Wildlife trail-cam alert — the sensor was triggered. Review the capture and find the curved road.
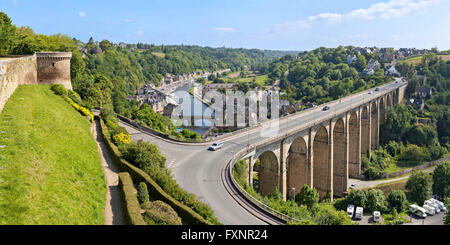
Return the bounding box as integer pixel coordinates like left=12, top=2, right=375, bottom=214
left=120, top=78, right=406, bottom=225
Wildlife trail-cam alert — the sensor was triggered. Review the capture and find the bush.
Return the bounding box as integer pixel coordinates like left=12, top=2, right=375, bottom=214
left=387, top=190, right=408, bottom=213
left=50, top=84, right=67, bottom=96
left=68, top=90, right=82, bottom=105
left=296, top=185, right=319, bottom=209
left=366, top=189, right=387, bottom=212
left=347, top=189, right=368, bottom=208
left=137, top=182, right=150, bottom=204
left=143, top=201, right=182, bottom=225
left=120, top=140, right=166, bottom=169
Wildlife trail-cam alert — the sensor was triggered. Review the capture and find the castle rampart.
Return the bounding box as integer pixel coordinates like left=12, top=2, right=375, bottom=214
left=0, top=52, right=72, bottom=112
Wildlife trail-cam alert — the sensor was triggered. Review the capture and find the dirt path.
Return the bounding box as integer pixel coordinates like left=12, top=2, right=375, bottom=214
left=93, top=119, right=126, bottom=225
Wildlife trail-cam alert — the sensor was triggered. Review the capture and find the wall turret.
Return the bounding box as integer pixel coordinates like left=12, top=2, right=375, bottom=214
left=36, top=52, right=72, bottom=90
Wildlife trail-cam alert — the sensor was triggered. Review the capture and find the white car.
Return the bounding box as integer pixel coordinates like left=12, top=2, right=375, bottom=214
left=349, top=184, right=356, bottom=189
left=208, top=142, right=223, bottom=151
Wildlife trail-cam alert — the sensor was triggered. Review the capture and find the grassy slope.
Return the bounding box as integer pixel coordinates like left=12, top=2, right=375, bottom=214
left=0, top=85, right=106, bottom=225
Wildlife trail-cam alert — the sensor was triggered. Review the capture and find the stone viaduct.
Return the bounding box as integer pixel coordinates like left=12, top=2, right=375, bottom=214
left=242, top=85, right=406, bottom=201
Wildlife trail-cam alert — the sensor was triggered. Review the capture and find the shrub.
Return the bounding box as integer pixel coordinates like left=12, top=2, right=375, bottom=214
left=68, top=90, right=82, bottom=105
left=120, top=140, right=166, bottom=169
left=113, top=132, right=131, bottom=145
left=137, top=182, right=150, bottom=204
left=387, top=190, right=408, bottom=213
left=50, top=84, right=67, bottom=96
left=143, top=201, right=182, bottom=225
left=347, top=189, right=368, bottom=208
left=295, top=185, right=319, bottom=209
left=366, top=189, right=387, bottom=212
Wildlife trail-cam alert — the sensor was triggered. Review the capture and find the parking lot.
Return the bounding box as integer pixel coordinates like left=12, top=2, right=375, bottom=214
left=403, top=212, right=446, bottom=225
left=355, top=212, right=446, bottom=225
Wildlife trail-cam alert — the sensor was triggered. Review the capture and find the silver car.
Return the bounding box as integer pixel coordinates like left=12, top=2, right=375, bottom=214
left=208, top=142, right=223, bottom=151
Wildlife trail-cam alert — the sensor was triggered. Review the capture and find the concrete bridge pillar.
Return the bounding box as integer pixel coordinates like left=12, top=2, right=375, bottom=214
left=348, top=110, right=361, bottom=177
left=361, top=105, right=371, bottom=158
left=247, top=156, right=255, bottom=187
left=279, top=140, right=288, bottom=201
left=370, top=101, right=379, bottom=150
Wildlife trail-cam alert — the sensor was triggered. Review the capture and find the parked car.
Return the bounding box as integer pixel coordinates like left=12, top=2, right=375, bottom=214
left=347, top=204, right=355, bottom=218
left=349, top=184, right=356, bottom=189
left=208, top=142, right=223, bottom=151
left=323, top=106, right=330, bottom=111
left=375, top=88, right=380, bottom=92
left=355, top=207, right=363, bottom=220
left=368, top=91, right=373, bottom=94
left=410, top=204, right=427, bottom=218
left=373, top=211, right=381, bottom=222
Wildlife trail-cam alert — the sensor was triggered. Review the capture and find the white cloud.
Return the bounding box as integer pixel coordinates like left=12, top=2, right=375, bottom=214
left=78, top=11, right=87, bottom=18
left=275, top=0, right=440, bottom=31
left=214, top=27, right=236, bottom=32
left=124, top=18, right=132, bottom=23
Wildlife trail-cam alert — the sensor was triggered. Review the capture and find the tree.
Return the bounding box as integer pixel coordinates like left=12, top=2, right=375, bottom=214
left=387, top=190, right=408, bottom=212
left=406, top=170, right=432, bottom=205
left=432, top=162, right=450, bottom=199
left=314, top=204, right=354, bottom=225
left=295, top=185, right=319, bottom=208
left=0, top=12, right=16, bottom=55
left=382, top=104, right=416, bottom=143
left=366, top=189, right=387, bottom=212
left=347, top=189, right=368, bottom=208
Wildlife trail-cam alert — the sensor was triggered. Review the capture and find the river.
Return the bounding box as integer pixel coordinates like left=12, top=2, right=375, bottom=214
left=172, top=83, right=214, bottom=135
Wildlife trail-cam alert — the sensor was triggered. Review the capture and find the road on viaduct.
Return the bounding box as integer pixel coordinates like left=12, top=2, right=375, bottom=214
left=119, top=78, right=406, bottom=225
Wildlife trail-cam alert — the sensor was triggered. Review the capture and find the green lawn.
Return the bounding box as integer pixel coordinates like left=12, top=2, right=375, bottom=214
left=221, top=74, right=270, bottom=88
left=403, top=54, right=450, bottom=65
left=0, top=85, right=106, bottom=225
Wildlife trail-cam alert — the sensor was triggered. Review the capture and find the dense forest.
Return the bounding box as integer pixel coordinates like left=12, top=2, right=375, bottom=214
left=0, top=12, right=293, bottom=115
left=361, top=53, right=450, bottom=179
left=258, top=46, right=393, bottom=105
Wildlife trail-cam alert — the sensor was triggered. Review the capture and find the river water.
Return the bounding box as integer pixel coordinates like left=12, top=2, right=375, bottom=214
left=172, top=83, right=214, bottom=135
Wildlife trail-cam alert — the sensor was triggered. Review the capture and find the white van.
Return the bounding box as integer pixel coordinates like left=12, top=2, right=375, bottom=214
left=373, top=211, right=381, bottom=223
left=355, top=207, right=363, bottom=220
left=410, top=204, right=427, bottom=218
left=425, top=200, right=440, bottom=214
left=347, top=204, right=355, bottom=218
left=430, top=199, right=447, bottom=213
left=422, top=205, right=435, bottom=216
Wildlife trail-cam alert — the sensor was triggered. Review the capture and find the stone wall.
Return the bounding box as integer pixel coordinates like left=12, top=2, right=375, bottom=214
left=0, top=52, right=73, bottom=112
left=36, top=52, right=72, bottom=90
left=0, top=55, right=38, bottom=111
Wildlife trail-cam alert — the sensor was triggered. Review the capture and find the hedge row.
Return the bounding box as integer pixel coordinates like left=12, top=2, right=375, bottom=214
left=118, top=172, right=146, bottom=225
left=97, top=116, right=212, bottom=225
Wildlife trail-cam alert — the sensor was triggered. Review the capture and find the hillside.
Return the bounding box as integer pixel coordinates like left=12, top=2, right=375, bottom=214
left=0, top=85, right=106, bottom=225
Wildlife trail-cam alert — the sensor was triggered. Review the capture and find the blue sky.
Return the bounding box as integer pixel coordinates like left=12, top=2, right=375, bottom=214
left=1, top=0, right=450, bottom=51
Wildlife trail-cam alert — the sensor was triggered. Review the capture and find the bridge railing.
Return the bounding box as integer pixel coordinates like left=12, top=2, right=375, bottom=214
left=225, top=81, right=408, bottom=224
left=227, top=147, right=302, bottom=224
